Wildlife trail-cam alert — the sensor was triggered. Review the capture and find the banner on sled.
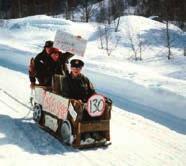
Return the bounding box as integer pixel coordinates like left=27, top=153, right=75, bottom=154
left=43, top=92, right=69, bottom=120
left=34, top=87, right=69, bottom=120
left=54, top=30, right=87, bottom=56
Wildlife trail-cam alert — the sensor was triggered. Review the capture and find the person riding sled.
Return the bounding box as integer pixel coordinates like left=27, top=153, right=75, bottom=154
left=28, top=41, right=73, bottom=88
left=62, top=59, right=95, bottom=103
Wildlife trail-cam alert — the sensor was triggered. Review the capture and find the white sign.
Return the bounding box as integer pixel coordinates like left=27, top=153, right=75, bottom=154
left=54, top=30, right=87, bottom=56
left=87, top=94, right=106, bottom=117
left=42, top=92, right=69, bottom=120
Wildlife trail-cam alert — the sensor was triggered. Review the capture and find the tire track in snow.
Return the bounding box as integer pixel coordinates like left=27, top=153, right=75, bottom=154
left=0, top=88, right=31, bottom=110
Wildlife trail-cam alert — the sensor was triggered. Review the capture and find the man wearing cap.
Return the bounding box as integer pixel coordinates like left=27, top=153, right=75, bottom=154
left=62, top=59, right=95, bottom=102
left=29, top=40, right=54, bottom=87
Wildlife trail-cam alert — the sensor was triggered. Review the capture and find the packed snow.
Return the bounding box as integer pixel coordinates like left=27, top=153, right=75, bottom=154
left=0, top=15, right=186, bottom=165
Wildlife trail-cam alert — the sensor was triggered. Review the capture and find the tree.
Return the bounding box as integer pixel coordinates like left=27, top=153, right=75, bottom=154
left=0, top=0, right=11, bottom=18
left=78, top=0, right=97, bottom=22
left=97, top=23, right=120, bottom=56
left=126, top=24, right=138, bottom=60
left=97, top=25, right=104, bottom=49
left=161, top=0, right=173, bottom=59
left=64, top=0, right=71, bottom=19
left=96, top=1, right=106, bottom=23
left=111, top=0, right=125, bottom=32
left=136, top=0, right=185, bottom=30
left=96, top=0, right=125, bottom=27
left=125, top=20, right=147, bottom=61
left=165, top=20, right=172, bottom=59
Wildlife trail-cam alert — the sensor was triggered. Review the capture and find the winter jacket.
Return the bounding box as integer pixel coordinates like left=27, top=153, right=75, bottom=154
left=29, top=50, right=73, bottom=86
left=62, top=73, right=95, bottom=102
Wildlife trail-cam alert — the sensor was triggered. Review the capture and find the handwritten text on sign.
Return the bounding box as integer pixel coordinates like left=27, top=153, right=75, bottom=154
left=34, top=87, right=69, bottom=120
left=43, top=92, right=69, bottom=120
left=54, top=30, right=87, bottom=56
left=87, top=94, right=106, bottom=117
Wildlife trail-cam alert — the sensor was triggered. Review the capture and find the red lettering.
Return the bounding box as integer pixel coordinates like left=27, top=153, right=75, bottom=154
left=42, top=93, right=68, bottom=120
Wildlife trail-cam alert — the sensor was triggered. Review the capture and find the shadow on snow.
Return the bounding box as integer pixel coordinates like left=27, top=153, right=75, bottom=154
left=0, top=114, right=76, bottom=155
left=141, top=28, right=184, bottom=49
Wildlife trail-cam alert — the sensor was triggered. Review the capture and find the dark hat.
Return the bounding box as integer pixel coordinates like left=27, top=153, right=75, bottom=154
left=70, top=59, right=84, bottom=68
left=44, top=40, right=53, bottom=48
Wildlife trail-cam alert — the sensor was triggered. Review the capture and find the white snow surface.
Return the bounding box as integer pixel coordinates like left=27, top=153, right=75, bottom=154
left=0, top=15, right=186, bottom=165
left=0, top=66, right=186, bottom=166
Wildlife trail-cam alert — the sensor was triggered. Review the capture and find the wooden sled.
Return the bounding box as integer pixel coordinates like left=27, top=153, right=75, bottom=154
left=32, top=74, right=112, bottom=148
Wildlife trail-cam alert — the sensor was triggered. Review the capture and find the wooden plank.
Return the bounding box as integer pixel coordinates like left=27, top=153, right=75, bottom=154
left=79, top=120, right=110, bottom=133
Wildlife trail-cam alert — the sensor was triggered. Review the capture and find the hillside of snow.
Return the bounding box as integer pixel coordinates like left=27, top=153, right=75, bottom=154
left=0, top=15, right=185, bottom=120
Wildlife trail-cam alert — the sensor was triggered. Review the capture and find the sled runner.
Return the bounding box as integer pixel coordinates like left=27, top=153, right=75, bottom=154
left=31, top=74, right=112, bottom=148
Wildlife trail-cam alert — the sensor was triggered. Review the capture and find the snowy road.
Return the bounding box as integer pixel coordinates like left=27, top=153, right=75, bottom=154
left=0, top=73, right=186, bottom=166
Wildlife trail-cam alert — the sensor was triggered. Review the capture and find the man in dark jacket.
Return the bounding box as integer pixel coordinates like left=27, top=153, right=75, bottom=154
left=29, top=40, right=54, bottom=87
left=29, top=41, right=73, bottom=87
left=62, top=59, right=95, bottom=102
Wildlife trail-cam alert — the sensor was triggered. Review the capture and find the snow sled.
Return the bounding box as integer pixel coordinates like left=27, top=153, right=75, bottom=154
left=31, top=74, right=112, bottom=148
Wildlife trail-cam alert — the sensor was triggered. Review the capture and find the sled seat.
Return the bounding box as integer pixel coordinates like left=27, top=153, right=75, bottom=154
left=52, top=74, right=65, bottom=94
